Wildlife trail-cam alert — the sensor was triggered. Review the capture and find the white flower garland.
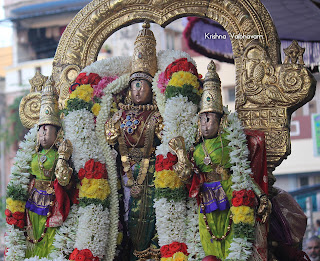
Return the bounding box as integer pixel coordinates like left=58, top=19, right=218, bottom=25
left=4, top=224, right=27, bottom=261
left=82, top=56, right=131, bottom=77
left=49, top=205, right=80, bottom=260
left=151, top=71, right=166, bottom=116
left=154, top=198, right=187, bottom=247
left=74, top=205, right=110, bottom=258
left=5, top=126, right=37, bottom=261
left=64, top=109, right=105, bottom=172
left=185, top=198, right=205, bottom=261
left=155, top=95, right=198, bottom=157
left=225, top=111, right=254, bottom=261
left=156, top=50, right=196, bottom=71
left=95, top=73, right=130, bottom=260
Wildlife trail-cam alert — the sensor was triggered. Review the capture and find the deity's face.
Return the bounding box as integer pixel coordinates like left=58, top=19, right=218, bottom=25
left=200, top=112, right=221, bottom=139
left=38, top=124, right=58, bottom=149
left=131, top=79, right=152, bottom=105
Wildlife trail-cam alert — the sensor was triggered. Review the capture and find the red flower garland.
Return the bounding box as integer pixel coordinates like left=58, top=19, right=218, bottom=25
left=160, top=242, right=189, bottom=258
left=69, top=248, right=100, bottom=261
left=78, top=159, right=108, bottom=180
left=75, top=73, right=102, bottom=86
left=231, top=189, right=255, bottom=207
left=155, top=152, right=178, bottom=172
left=5, top=209, right=25, bottom=228
left=164, top=58, right=199, bottom=80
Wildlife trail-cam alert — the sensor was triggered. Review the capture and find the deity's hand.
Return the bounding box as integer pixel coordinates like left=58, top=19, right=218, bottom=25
left=169, top=136, right=192, bottom=183
left=55, top=158, right=73, bottom=186
left=105, top=120, right=120, bottom=145
left=257, top=194, right=272, bottom=223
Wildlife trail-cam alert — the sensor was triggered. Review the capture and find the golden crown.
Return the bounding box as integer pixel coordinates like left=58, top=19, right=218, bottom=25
left=38, top=77, right=61, bottom=127
left=199, top=61, right=223, bottom=115
left=130, top=21, right=157, bottom=84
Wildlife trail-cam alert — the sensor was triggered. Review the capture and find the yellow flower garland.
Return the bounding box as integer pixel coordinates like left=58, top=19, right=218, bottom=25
left=161, top=252, right=188, bottom=261
left=91, top=103, right=101, bottom=116
left=168, top=71, right=200, bottom=90
left=79, top=178, right=111, bottom=200
left=154, top=170, right=184, bottom=189
left=230, top=206, right=255, bottom=225
left=6, top=198, right=26, bottom=213
left=69, top=84, right=93, bottom=102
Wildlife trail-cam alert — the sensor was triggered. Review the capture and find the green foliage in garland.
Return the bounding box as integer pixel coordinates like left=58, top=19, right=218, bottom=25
left=79, top=197, right=110, bottom=210
left=62, top=98, right=93, bottom=116
left=155, top=187, right=187, bottom=201
left=233, top=222, right=255, bottom=240
left=165, top=84, right=201, bottom=105
left=6, top=184, right=28, bottom=201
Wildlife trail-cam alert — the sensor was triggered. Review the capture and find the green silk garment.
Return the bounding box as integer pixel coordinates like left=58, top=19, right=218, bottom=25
left=193, top=133, right=233, bottom=260
left=25, top=149, right=58, bottom=258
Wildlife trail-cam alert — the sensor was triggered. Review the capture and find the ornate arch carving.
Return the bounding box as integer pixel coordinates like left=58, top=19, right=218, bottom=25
left=50, top=0, right=315, bottom=191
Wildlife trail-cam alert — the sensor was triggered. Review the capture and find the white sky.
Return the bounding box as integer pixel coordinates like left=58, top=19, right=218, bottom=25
left=0, top=0, right=13, bottom=47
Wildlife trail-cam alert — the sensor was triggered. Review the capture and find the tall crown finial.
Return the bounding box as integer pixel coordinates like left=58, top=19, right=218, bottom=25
left=199, top=61, right=223, bottom=115
left=38, top=76, right=61, bottom=127
left=130, top=21, right=157, bottom=84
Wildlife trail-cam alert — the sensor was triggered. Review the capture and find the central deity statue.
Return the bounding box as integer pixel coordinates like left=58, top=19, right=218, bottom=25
left=105, top=22, right=163, bottom=260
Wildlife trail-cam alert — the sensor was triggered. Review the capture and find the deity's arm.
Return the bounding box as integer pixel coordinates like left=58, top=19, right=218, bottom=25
left=169, top=136, right=193, bottom=183
left=251, top=178, right=272, bottom=223
left=55, top=139, right=73, bottom=186
left=105, top=110, right=121, bottom=146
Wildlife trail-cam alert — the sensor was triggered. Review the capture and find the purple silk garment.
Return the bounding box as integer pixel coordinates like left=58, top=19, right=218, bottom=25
left=200, top=181, right=229, bottom=214
left=25, top=188, right=53, bottom=216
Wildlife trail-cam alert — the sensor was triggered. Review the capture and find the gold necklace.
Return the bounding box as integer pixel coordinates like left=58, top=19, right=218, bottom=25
left=38, top=142, right=55, bottom=164
left=118, top=111, right=157, bottom=198
left=201, top=135, right=224, bottom=166
left=119, top=103, right=158, bottom=111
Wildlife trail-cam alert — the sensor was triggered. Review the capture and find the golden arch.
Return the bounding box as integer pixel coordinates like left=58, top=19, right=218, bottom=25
left=51, top=0, right=316, bottom=191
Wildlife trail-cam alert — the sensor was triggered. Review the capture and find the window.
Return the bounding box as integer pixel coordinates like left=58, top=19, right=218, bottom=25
left=227, top=87, right=235, bottom=102
left=300, top=176, right=309, bottom=187
left=309, top=100, right=317, bottom=114
left=290, top=121, right=300, bottom=136
left=18, top=70, right=22, bottom=86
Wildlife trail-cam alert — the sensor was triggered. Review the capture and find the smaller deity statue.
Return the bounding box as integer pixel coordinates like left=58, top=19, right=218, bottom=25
left=24, top=80, right=73, bottom=258
left=170, top=61, right=271, bottom=261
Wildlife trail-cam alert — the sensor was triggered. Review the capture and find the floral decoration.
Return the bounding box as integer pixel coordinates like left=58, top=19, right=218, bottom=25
left=164, top=58, right=198, bottom=80
left=69, top=248, right=100, bottom=261
left=160, top=242, right=189, bottom=258
left=232, top=190, right=255, bottom=207
left=75, top=72, right=102, bottom=86
left=224, top=111, right=256, bottom=261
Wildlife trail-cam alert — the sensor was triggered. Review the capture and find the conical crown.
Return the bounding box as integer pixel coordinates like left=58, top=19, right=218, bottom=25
left=199, top=61, right=223, bottom=115
left=38, top=77, right=61, bottom=127
left=130, top=21, right=157, bottom=84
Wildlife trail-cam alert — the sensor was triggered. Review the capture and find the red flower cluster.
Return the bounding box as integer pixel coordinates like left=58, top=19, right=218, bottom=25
left=155, top=152, right=178, bottom=172
left=164, top=58, right=199, bottom=80
left=5, top=209, right=25, bottom=228
left=232, top=189, right=255, bottom=207
left=69, top=248, right=99, bottom=261
left=160, top=242, right=189, bottom=258
left=75, top=73, right=102, bottom=86
left=78, top=159, right=108, bottom=180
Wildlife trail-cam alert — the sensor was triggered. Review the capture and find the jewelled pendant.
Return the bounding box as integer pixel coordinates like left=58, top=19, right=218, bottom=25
left=203, top=156, right=211, bottom=165
left=40, top=155, right=47, bottom=164
left=46, top=186, right=54, bottom=194
left=130, top=185, right=142, bottom=198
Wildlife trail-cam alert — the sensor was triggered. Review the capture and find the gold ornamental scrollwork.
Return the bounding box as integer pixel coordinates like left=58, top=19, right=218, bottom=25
left=238, top=41, right=316, bottom=184
left=19, top=92, right=42, bottom=129
left=19, top=71, right=49, bottom=129
left=47, top=0, right=316, bottom=191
